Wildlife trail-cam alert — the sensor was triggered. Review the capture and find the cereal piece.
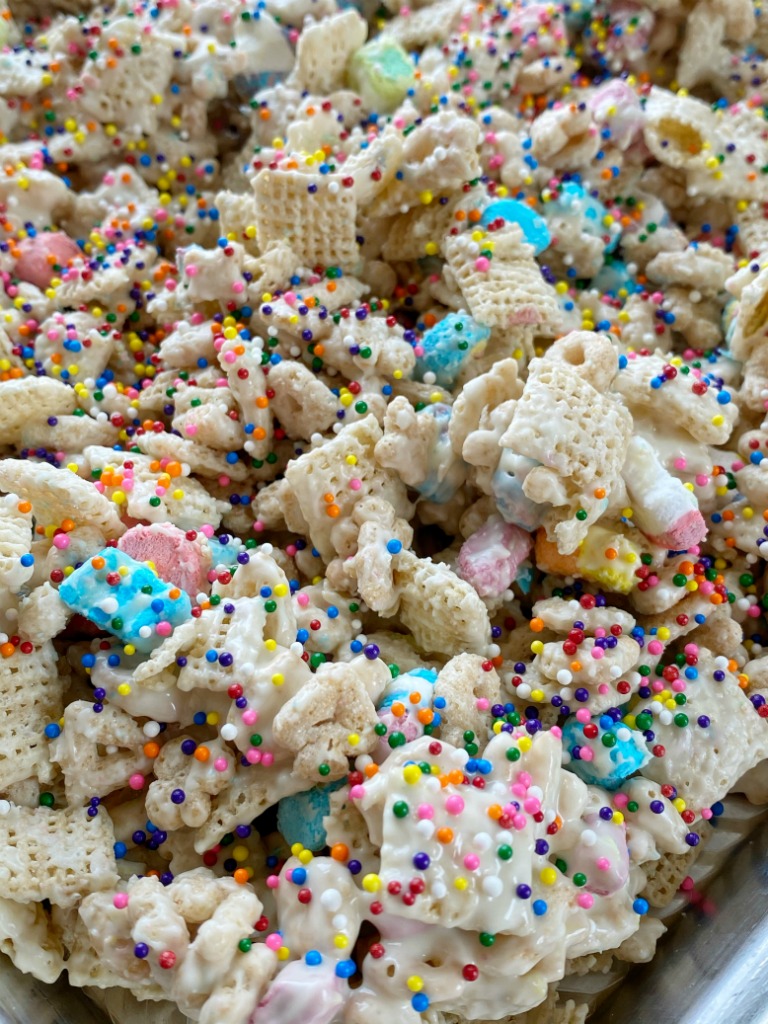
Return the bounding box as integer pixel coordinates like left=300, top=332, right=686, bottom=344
left=146, top=737, right=234, bottom=831
left=83, top=447, right=228, bottom=531
left=0, top=458, right=125, bottom=536
left=266, top=359, right=338, bottom=438
left=17, top=582, right=69, bottom=645
left=0, top=896, right=65, bottom=984
left=640, top=826, right=710, bottom=908
left=284, top=415, right=413, bottom=563
left=272, top=655, right=390, bottom=780
left=59, top=547, right=192, bottom=654
left=49, top=700, right=151, bottom=806
left=0, top=377, right=75, bottom=444
left=393, top=550, right=492, bottom=656
left=499, top=360, right=632, bottom=553
left=322, top=317, right=417, bottom=381
left=117, top=523, right=212, bottom=599
left=0, top=492, right=34, bottom=593
left=0, top=803, right=118, bottom=907
left=365, top=111, right=481, bottom=217
left=135, top=432, right=250, bottom=484
left=645, top=242, right=733, bottom=297
left=253, top=168, right=359, bottom=269
left=443, top=224, right=561, bottom=333
left=289, top=9, right=367, bottom=95
left=561, top=715, right=650, bottom=790
left=433, top=653, right=500, bottom=747
left=636, top=650, right=768, bottom=811
left=0, top=641, right=65, bottom=790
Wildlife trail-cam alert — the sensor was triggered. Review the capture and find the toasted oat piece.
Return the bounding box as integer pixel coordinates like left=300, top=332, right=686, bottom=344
left=0, top=377, right=75, bottom=444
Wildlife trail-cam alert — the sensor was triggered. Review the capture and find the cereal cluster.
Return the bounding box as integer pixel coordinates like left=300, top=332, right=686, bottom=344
left=1, top=0, right=768, bottom=1022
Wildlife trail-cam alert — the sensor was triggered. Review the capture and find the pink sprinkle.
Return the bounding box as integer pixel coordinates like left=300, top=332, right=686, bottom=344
left=224, top=351, right=237, bottom=364
left=695, top=474, right=709, bottom=487
left=523, top=797, right=540, bottom=814
left=674, top=458, right=688, bottom=470
left=550, top=726, right=562, bottom=739
left=748, top=605, right=761, bottom=618
left=218, top=475, right=230, bottom=487
left=647, top=640, right=663, bottom=656
left=413, top=345, right=425, bottom=357
left=286, top=545, right=297, bottom=557
left=577, top=893, right=594, bottom=909
left=445, top=795, right=465, bottom=815
left=349, top=785, right=365, bottom=800
left=591, top=647, right=604, bottom=660
left=185, top=265, right=199, bottom=277
left=253, top=520, right=265, bottom=532
left=113, top=893, right=129, bottom=909
left=417, top=804, right=435, bottom=820
left=651, top=679, right=664, bottom=693
left=474, top=256, right=491, bottom=272
left=511, top=782, right=527, bottom=797
left=476, top=698, right=490, bottom=711
left=128, top=774, right=145, bottom=791
left=246, top=748, right=262, bottom=764
left=155, top=621, right=172, bottom=637
left=575, top=709, right=591, bottom=724
left=200, top=524, right=215, bottom=538
left=297, top=593, right=310, bottom=607
left=242, top=709, right=258, bottom=726
left=463, top=854, right=480, bottom=870
left=580, top=748, right=594, bottom=762
left=512, top=813, right=527, bottom=830
left=349, top=479, right=362, bottom=490
left=597, top=684, right=610, bottom=694
left=262, top=752, right=274, bottom=767
left=214, top=757, right=229, bottom=772
left=596, top=857, right=611, bottom=871
left=232, top=281, right=245, bottom=294
left=613, top=793, right=629, bottom=808
left=52, top=534, right=70, bottom=550
left=701, top=808, right=713, bottom=820
left=266, top=932, right=282, bottom=950
left=185, top=424, right=198, bottom=436
left=517, top=772, right=532, bottom=787
left=680, top=875, right=695, bottom=891
left=283, top=291, right=297, bottom=306
left=266, top=876, right=280, bottom=890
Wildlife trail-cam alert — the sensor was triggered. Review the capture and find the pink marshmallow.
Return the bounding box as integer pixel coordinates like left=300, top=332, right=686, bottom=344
left=14, top=232, right=82, bottom=289
left=117, top=522, right=211, bottom=597
left=457, top=515, right=533, bottom=598
left=249, top=961, right=346, bottom=1024
left=644, top=509, right=707, bottom=552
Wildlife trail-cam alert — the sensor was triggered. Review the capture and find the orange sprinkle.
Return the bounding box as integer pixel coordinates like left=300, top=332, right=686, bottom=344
left=194, top=746, right=210, bottom=762
left=91, top=556, right=106, bottom=570
left=17, top=501, right=31, bottom=514
left=0, top=643, right=15, bottom=658
left=233, top=868, right=249, bottom=885
left=391, top=701, right=406, bottom=718
left=436, top=827, right=454, bottom=844
left=331, top=843, right=349, bottom=861
left=605, top=548, right=618, bottom=560
left=326, top=504, right=340, bottom=518
left=143, top=742, right=160, bottom=758
left=530, top=617, right=544, bottom=632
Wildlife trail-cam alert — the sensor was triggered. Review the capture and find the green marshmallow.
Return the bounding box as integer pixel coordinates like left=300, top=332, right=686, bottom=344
left=347, top=39, right=415, bottom=113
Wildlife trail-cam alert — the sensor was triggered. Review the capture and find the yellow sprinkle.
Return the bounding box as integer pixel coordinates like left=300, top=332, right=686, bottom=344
left=407, top=976, right=423, bottom=992
left=518, top=736, right=532, bottom=752
left=540, top=867, right=557, bottom=885
left=117, top=683, right=131, bottom=696
left=206, top=713, right=219, bottom=726
left=362, top=873, right=381, bottom=893
left=403, top=765, right=421, bottom=785
left=453, top=877, right=468, bottom=890
left=265, top=639, right=277, bottom=651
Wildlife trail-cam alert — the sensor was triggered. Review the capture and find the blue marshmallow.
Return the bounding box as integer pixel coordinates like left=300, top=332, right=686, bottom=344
left=562, top=716, right=651, bottom=790
left=415, top=313, right=490, bottom=388
left=277, top=780, right=346, bottom=851
left=59, top=547, right=191, bottom=654
left=481, top=199, right=551, bottom=255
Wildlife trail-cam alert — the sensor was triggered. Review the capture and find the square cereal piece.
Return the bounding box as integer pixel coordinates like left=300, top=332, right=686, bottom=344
left=253, top=168, right=359, bottom=269
left=0, top=803, right=119, bottom=907
left=0, top=641, right=65, bottom=790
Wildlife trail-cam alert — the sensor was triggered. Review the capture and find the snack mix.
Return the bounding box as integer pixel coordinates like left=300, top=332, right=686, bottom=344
left=1, top=0, right=768, bottom=1022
